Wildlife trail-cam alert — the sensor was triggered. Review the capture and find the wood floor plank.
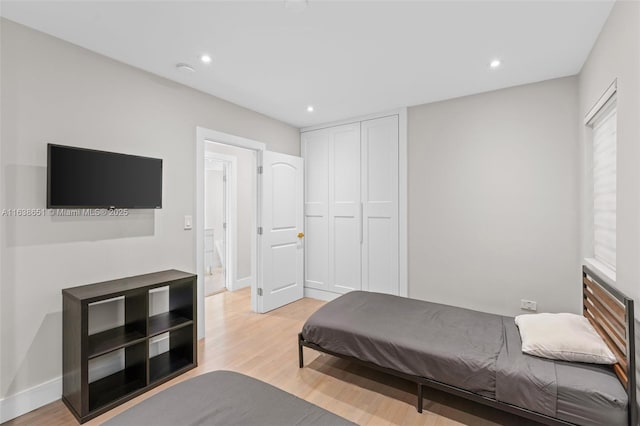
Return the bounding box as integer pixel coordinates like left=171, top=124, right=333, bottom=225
left=4, top=289, right=541, bottom=425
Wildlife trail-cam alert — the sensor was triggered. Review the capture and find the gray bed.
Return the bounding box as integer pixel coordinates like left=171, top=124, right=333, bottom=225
left=104, top=371, right=355, bottom=426
left=299, top=266, right=635, bottom=426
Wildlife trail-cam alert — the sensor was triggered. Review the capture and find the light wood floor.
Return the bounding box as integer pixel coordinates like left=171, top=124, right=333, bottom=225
left=5, top=289, right=541, bottom=426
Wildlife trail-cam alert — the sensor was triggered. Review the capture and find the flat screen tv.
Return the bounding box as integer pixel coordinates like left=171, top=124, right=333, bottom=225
left=47, top=144, right=163, bottom=209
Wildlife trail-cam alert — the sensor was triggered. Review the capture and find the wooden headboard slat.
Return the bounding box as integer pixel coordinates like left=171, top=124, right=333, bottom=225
left=613, top=363, right=629, bottom=388
left=583, top=280, right=626, bottom=330
left=584, top=293, right=625, bottom=342
left=584, top=298, right=627, bottom=353
left=583, top=277, right=625, bottom=318
left=585, top=312, right=628, bottom=374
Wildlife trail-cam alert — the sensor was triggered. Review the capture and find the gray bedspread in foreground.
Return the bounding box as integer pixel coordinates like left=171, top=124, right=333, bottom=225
left=301, top=291, right=627, bottom=426
left=103, top=371, right=355, bottom=426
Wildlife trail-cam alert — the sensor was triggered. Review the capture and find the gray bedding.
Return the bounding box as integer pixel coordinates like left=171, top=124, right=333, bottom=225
left=301, top=291, right=628, bottom=426
left=496, top=316, right=558, bottom=416
left=103, top=371, right=355, bottom=426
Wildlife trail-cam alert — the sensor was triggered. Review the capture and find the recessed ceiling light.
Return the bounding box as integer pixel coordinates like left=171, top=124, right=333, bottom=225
left=490, top=59, right=501, bottom=69
left=307, top=105, right=314, bottom=112
left=176, top=63, right=195, bottom=72
left=200, top=54, right=212, bottom=64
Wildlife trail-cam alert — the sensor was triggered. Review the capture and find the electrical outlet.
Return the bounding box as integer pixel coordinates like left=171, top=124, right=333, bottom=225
left=520, top=299, right=537, bottom=312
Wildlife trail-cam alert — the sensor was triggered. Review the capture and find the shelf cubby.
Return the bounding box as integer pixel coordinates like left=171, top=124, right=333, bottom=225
left=149, top=324, right=194, bottom=384
left=88, top=343, right=146, bottom=412
left=62, top=270, right=197, bottom=424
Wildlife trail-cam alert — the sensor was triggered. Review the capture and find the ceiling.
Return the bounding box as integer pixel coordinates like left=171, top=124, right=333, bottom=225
left=1, top=1, right=614, bottom=128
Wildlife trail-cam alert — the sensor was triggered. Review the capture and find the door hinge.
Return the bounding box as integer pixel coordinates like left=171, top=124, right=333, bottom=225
left=257, top=226, right=263, bottom=235
left=222, top=175, right=227, bottom=182
left=257, top=288, right=263, bottom=296
left=257, top=166, right=263, bottom=174
left=223, top=222, right=227, bottom=229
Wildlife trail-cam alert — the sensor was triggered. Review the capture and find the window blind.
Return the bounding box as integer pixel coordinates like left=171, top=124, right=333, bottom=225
left=591, top=101, right=616, bottom=271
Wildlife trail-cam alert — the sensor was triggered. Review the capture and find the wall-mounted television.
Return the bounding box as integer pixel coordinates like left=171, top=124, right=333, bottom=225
left=47, top=144, right=163, bottom=209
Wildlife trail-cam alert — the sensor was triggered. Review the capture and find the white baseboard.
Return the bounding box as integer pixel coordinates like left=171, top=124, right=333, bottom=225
left=304, top=287, right=341, bottom=302
left=0, top=376, right=61, bottom=423
left=232, top=276, right=253, bottom=291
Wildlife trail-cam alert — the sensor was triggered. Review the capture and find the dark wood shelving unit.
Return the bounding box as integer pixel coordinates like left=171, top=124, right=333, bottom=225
left=62, top=270, right=197, bottom=424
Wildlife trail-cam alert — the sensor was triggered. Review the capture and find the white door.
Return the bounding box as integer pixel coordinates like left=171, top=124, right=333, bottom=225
left=302, top=129, right=329, bottom=291
left=329, top=123, right=362, bottom=293
left=302, top=124, right=361, bottom=294
left=258, top=150, right=304, bottom=313
left=361, top=116, right=399, bottom=295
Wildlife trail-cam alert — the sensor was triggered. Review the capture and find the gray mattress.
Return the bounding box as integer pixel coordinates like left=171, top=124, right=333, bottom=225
left=301, top=291, right=628, bottom=426
left=103, top=371, right=355, bottom=426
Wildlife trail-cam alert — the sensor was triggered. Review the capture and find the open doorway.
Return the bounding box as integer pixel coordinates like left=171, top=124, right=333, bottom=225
left=204, top=142, right=256, bottom=300
left=196, top=128, right=266, bottom=339
left=196, top=127, right=305, bottom=341
left=204, top=156, right=229, bottom=296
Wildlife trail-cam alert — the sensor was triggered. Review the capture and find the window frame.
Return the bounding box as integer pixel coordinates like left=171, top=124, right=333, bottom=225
left=584, top=80, right=617, bottom=283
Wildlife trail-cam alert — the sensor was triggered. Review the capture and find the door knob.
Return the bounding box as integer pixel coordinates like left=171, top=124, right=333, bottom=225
left=297, top=232, right=305, bottom=238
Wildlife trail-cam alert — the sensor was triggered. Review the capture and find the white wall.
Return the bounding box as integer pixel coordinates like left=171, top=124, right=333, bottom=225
left=0, top=18, right=299, bottom=407
left=577, top=0, right=640, bottom=412
left=205, top=169, right=223, bottom=232
left=408, top=76, right=580, bottom=317
left=578, top=1, right=640, bottom=312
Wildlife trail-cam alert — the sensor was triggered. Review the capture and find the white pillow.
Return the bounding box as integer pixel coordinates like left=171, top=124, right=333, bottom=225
left=514, top=313, right=617, bottom=364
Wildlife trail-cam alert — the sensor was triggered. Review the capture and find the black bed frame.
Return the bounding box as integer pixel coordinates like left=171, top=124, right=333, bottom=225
left=298, top=265, right=636, bottom=426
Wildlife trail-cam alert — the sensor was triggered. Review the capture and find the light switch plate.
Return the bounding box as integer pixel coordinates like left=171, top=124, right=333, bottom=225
left=184, top=215, right=193, bottom=230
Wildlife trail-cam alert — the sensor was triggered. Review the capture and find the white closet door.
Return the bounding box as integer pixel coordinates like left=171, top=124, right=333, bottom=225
left=302, top=129, right=329, bottom=290
left=361, top=116, right=399, bottom=295
left=329, top=123, right=361, bottom=293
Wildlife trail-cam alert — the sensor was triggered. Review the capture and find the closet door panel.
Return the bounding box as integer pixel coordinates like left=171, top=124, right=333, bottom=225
left=333, top=128, right=360, bottom=204
left=329, top=123, right=361, bottom=293
left=302, top=130, right=329, bottom=290
left=304, top=216, right=327, bottom=289
left=333, top=217, right=360, bottom=292
left=366, top=218, right=396, bottom=294
left=361, top=116, right=399, bottom=295
left=305, top=131, right=329, bottom=205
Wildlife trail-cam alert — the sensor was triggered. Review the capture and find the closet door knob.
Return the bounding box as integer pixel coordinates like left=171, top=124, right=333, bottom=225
left=297, top=232, right=305, bottom=238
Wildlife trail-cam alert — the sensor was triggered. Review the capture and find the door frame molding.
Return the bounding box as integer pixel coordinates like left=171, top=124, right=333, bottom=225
left=196, top=127, right=265, bottom=338
left=300, top=108, right=409, bottom=298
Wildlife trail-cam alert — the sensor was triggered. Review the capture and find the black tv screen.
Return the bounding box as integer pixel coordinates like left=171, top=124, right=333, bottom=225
left=47, top=144, right=163, bottom=209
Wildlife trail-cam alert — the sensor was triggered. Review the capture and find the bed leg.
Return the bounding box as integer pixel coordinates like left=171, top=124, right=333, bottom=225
left=416, top=383, right=423, bottom=413
left=298, top=333, right=304, bottom=368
